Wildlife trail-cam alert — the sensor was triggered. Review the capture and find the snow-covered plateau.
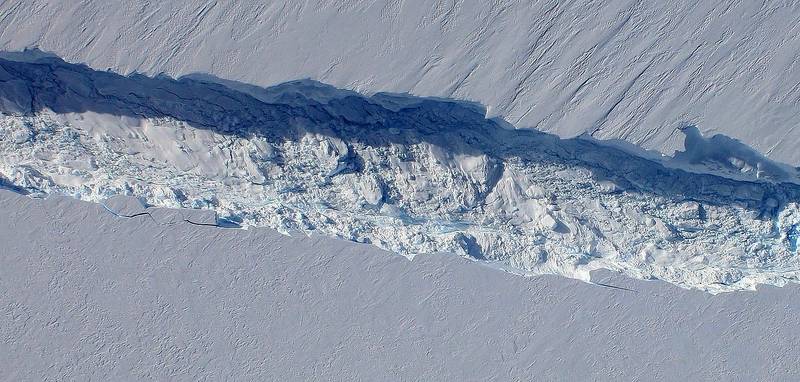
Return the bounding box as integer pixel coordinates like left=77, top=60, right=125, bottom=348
left=2, top=54, right=800, bottom=292
left=2, top=1, right=800, bottom=165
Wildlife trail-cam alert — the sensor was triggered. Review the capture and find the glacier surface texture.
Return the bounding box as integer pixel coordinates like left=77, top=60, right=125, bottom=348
left=3, top=190, right=800, bottom=381
left=2, top=54, right=800, bottom=292
left=2, top=1, right=800, bottom=165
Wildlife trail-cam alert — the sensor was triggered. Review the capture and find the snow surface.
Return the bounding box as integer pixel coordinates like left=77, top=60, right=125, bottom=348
left=3, top=190, right=800, bottom=381
left=2, top=1, right=800, bottom=165
left=3, top=54, right=800, bottom=292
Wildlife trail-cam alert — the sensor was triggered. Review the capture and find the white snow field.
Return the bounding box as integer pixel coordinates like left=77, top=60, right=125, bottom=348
left=4, top=2, right=800, bottom=379
left=2, top=54, right=800, bottom=292
left=2, top=190, right=800, bottom=381
left=2, top=1, right=800, bottom=165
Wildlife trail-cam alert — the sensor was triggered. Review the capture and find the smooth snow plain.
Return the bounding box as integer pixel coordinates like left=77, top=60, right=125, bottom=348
left=2, top=54, right=800, bottom=292
left=2, top=190, right=800, bottom=381
left=1, top=1, right=800, bottom=165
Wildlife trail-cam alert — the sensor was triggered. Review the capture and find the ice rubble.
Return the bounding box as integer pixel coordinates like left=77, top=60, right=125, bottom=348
left=2, top=56, right=800, bottom=292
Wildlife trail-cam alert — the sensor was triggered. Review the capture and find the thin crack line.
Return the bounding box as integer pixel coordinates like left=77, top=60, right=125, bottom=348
left=592, top=281, right=638, bottom=293
left=100, top=202, right=227, bottom=228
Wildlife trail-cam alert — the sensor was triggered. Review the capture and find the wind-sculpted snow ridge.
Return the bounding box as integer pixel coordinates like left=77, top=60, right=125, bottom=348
left=2, top=1, right=800, bottom=166
left=2, top=55, right=800, bottom=293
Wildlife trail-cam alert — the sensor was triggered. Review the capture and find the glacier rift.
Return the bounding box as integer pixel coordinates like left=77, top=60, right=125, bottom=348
left=2, top=54, right=800, bottom=292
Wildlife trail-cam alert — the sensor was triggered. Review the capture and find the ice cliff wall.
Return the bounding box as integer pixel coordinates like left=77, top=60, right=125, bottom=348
left=2, top=0, right=800, bottom=164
